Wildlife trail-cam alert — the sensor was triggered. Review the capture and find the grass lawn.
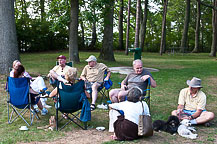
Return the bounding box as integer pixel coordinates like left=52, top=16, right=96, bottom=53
left=0, top=51, right=216, bottom=144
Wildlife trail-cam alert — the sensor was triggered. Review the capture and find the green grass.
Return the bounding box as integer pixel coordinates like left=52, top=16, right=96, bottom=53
left=0, top=51, right=216, bottom=143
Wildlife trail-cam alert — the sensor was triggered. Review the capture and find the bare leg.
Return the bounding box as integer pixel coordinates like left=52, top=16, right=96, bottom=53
left=109, top=89, right=121, bottom=103
left=195, top=111, right=215, bottom=124
left=118, top=90, right=128, bottom=102
left=91, top=82, right=101, bottom=105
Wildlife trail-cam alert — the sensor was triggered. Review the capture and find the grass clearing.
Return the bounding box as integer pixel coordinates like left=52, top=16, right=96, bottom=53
left=0, top=52, right=216, bottom=143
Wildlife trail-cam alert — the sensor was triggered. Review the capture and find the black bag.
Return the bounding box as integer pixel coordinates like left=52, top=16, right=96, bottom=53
left=138, top=102, right=153, bottom=136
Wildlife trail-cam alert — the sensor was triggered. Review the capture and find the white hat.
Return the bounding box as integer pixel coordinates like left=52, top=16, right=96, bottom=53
left=85, top=55, right=97, bottom=62
left=186, top=77, right=203, bottom=88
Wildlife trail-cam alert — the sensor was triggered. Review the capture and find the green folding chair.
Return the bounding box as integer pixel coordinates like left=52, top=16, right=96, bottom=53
left=55, top=80, right=91, bottom=131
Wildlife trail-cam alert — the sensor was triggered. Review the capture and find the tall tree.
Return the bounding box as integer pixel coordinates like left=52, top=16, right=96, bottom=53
left=192, top=0, right=201, bottom=53
left=160, top=0, right=168, bottom=55
left=69, top=0, right=80, bottom=62
left=134, top=0, right=141, bottom=48
left=0, top=0, right=19, bottom=74
left=99, top=0, right=115, bottom=61
left=139, top=0, right=148, bottom=52
left=180, top=0, right=190, bottom=53
left=210, top=0, right=217, bottom=56
left=40, top=0, right=45, bottom=21
left=125, top=0, right=131, bottom=55
left=118, top=0, right=124, bottom=50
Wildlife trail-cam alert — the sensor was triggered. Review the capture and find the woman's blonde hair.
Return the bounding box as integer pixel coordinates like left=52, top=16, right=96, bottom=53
left=65, top=68, right=77, bottom=83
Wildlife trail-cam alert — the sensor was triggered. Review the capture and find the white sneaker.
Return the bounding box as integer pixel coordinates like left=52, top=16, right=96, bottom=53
left=97, top=103, right=108, bottom=109
left=41, top=108, right=48, bottom=116
left=44, top=104, right=52, bottom=109
left=34, top=108, right=40, bottom=113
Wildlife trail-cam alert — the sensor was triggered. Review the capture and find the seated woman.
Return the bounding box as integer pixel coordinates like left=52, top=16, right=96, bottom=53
left=49, top=67, right=77, bottom=118
left=109, top=87, right=150, bottom=141
left=10, top=60, right=51, bottom=109
left=13, top=65, right=48, bottom=115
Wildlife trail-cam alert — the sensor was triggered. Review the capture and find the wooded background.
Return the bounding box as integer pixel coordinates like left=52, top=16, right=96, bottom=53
left=0, top=0, right=217, bottom=74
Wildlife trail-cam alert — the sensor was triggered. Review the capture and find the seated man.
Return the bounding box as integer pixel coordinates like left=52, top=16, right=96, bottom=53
left=109, top=59, right=156, bottom=103
left=80, top=55, right=111, bottom=111
left=171, top=77, right=215, bottom=126
left=48, top=55, right=76, bottom=85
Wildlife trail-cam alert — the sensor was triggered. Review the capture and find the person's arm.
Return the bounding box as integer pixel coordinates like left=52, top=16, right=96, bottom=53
left=188, top=109, right=202, bottom=120
left=120, top=76, right=128, bottom=90
left=49, top=88, right=57, bottom=98
left=80, top=67, right=87, bottom=81
left=141, top=75, right=156, bottom=88
left=104, top=71, right=111, bottom=81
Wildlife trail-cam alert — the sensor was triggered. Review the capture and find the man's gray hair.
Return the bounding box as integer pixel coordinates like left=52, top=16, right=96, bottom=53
left=132, top=59, right=143, bottom=66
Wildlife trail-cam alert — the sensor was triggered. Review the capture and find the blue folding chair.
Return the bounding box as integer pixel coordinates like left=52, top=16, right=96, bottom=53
left=55, top=80, right=91, bottom=131
left=7, top=77, right=39, bottom=126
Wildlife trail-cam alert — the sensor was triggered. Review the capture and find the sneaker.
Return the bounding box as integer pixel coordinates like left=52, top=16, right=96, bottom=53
left=34, top=108, right=40, bottom=113
left=44, top=104, right=52, bottom=109
left=97, top=103, right=108, bottom=109
left=41, top=108, right=48, bottom=116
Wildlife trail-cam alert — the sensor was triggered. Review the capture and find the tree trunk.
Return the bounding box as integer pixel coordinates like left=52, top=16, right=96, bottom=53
left=192, top=0, right=201, bottom=53
left=80, top=20, right=85, bottom=49
left=118, top=0, right=124, bottom=50
left=160, top=0, right=168, bottom=55
left=40, top=0, right=45, bottom=21
left=180, top=0, right=190, bottom=53
left=99, top=0, right=115, bottom=61
left=210, top=0, right=217, bottom=57
left=88, top=22, right=97, bottom=50
left=69, top=0, right=80, bottom=62
left=0, top=0, right=19, bottom=74
left=134, top=0, right=141, bottom=48
left=125, top=0, right=131, bottom=55
left=139, top=0, right=148, bottom=52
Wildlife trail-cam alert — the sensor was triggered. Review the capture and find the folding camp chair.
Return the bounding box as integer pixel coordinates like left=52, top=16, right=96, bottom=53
left=141, top=78, right=151, bottom=108
left=55, top=80, right=91, bottom=131
left=7, top=77, right=39, bottom=127
left=98, top=71, right=113, bottom=103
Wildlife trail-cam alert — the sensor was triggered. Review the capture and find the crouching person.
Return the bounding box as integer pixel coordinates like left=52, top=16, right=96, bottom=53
left=171, top=77, right=215, bottom=126
left=109, top=87, right=150, bottom=141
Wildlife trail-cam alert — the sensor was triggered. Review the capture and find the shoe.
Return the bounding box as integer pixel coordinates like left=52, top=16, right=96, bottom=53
left=97, top=103, right=108, bottom=109
left=44, top=104, right=52, bottom=109
left=204, top=122, right=211, bottom=127
left=41, top=108, right=48, bottom=116
left=34, top=108, right=40, bottom=113
left=90, top=104, right=96, bottom=111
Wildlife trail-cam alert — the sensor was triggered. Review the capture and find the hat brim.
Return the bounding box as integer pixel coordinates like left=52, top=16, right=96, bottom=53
left=85, top=59, right=96, bottom=62
left=186, top=80, right=203, bottom=88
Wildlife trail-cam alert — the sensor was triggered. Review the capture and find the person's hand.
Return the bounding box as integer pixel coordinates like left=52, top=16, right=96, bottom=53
left=177, top=109, right=183, bottom=114
left=121, top=85, right=127, bottom=90
left=141, top=75, right=150, bottom=81
left=104, top=77, right=109, bottom=81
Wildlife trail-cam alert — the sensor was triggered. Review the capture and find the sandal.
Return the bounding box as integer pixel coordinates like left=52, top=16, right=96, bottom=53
left=62, top=113, right=68, bottom=119
left=110, top=134, right=117, bottom=140
left=90, top=104, right=96, bottom=111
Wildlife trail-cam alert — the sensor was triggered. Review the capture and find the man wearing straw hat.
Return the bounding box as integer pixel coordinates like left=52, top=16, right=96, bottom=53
left=171, top=77, right=215, bottom=126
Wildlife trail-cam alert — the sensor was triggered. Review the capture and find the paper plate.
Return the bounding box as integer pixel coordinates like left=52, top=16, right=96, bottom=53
left=96, top=126, right=105, bottom=131
left=19, top=126, right=28, bottom=131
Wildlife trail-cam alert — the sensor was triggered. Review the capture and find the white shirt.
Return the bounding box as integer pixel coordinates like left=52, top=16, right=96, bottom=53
left=109, top=101, right=150, bottom=125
